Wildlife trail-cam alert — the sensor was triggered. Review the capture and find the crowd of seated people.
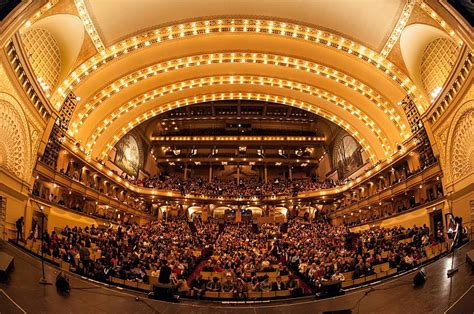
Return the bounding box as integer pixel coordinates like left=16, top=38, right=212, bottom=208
left=34, top=218, right=218, bottom=287
left=132, top=174, right=342, bottom=198
left=343, top=191, right=444, bottom=228
left=30, top=214, right=445, bottom=299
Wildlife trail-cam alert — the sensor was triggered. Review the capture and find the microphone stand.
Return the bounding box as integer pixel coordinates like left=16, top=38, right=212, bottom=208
left=38, top=205, right=51, bottom=285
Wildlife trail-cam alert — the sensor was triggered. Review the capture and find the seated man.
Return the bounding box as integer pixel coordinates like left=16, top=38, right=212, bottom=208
left=190, top=274, right=204, bottom=298
left=271, top=276, right=286, bottom=291
left=206, top=277, right=222, bottom=292
left=221, top=275, right=235, bottom=292
left=260, top=275, right=272, bottom=292
left=331, top=271, right=345, bottom=281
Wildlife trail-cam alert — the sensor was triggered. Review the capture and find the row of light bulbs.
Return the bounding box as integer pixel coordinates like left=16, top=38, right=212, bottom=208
left=78, top=92, right=383, bottom=162
left=70, top=52, right=407, bottom=135
left=77, top=76, right=397, bottom=157
left=47, top=18, right=427, bottom=112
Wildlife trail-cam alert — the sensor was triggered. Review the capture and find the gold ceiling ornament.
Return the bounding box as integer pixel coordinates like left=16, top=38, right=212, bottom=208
left=380, top=0, right=416, bottom=58
left=419, top=1, right=464, bottom=47
left=49, top=18, right=427, bottom=112
left=74, top=0, right=105, bottom=51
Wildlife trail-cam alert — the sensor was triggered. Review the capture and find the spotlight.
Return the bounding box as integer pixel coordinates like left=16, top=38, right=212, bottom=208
left=295, top=148, right=303, bottom=157
left=278, top=148, right=287, bottom=158
left=257, top=147, right=264, bottom=158
left=172, top=148, right=180, bottom=156
left=189, top=148, right=197, bottom=157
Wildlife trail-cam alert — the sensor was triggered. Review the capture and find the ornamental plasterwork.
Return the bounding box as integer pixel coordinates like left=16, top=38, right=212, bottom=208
left=0, top=93, right=32, bottom=181
left=450, top=109, right=474, bottom=181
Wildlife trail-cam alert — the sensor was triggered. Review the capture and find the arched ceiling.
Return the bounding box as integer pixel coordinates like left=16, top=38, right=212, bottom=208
left=83, top=0, right=405, bottom=50
left=18, top=0, right=465, bottom=167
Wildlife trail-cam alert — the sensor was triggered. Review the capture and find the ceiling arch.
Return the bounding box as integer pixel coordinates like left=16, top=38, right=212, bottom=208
left=50, top=18, right=427, bottom=111
left=78, top=75, right=396, bottom=155
left=83, top=85, right=391, bottom=164
left=69, top=52, right=408, bottom=136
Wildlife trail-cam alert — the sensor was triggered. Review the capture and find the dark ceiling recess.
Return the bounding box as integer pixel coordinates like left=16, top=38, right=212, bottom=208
left=0, top=0, right=21, bottom=21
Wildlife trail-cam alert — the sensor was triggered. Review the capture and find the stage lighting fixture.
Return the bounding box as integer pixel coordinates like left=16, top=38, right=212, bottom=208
left=257, top=148, right=265, bottom=157
left=189, top=148, right=197, bottom=157
left=172, top=148, right=181, bottom=156
left=278, top=148, right=288, bottom=158
left=295, top=148, right=303, bottom=157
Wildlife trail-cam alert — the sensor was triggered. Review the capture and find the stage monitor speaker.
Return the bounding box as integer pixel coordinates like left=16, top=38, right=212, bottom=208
left=56, top=272, right=70, bottom=293
left=317, top=280, right=344, bottom=298
left=413, top=268, right=427, bottom=287
left=0, top=252, right=14, bottom=281
left=149, top=284, right=180, bottom=303
left=466, top=250, right=474, bottom=270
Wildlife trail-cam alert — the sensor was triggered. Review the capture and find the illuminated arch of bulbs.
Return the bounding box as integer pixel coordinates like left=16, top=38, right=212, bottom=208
left=50, top=18, right=427, bottom=112
left=71, top=52, right=408, bottom=136
left=81, top=76, right=396, bottom=155
left=87, top=91, right=379, bottom=163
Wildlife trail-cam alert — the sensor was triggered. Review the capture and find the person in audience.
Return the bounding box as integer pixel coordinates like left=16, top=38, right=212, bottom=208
left=206, top=277, right=222, bottom=292
left=190, top=274, right=204, bottom=298
left=272, top=276, right=286, bottom=291
left=29, top=213, right=442, bottom=301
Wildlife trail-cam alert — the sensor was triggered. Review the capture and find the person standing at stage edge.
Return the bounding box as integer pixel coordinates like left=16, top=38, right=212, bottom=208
left=16, top=216, right=24, bottom=242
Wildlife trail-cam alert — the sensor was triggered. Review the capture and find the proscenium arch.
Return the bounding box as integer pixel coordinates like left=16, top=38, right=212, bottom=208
left=80, top=75, right=398, bottom=156
left=50, top=18, right=427, bottom=112
left=88, top=91, right=383, bottom=164
left=69, top=52, right=409, bottom=136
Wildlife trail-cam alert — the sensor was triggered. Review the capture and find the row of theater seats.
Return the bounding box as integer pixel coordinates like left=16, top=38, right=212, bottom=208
left=14, top=238, right=449, bottom=299
left=340, top=242, right=448, bottom=288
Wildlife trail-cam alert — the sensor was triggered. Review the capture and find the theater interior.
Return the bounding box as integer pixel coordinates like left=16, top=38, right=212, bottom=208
left=0, top=1, right=473, bottom=313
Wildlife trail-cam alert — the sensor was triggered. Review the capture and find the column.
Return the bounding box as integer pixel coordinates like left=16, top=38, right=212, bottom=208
left=264, top=164, right=268, bottom=183
left=289, top=164, right=293, bottom=180
left=236, top=205, right=242, bottom=222
left=184, top=163, right=188, bottom=180
left=237, top=164, right=240, bottom=183
left=209, top=164, right=213, bottom=183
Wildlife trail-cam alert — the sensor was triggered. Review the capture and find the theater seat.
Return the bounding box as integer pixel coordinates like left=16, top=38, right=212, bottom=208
left=387, top=268, right=397, bottom=275
left=138, top=282, right=152, bottom=291
left=247, top=291, right=261, bottom=299
left=205, top=291, right=219, bottom=298
left=353, top=277, right=366, bottom=285
left=125, top=280, right=138, bottom=288
left=111, top=277, right=125, bottom=285
left=219, top=292, right=234, bottom=298
left=275, top=290, right=291, bottom=297
left=342, top=280, right=353, bottom=288
left=262, top=291, right=276, bottom=298
left=365, top=274, right=377, bottom=282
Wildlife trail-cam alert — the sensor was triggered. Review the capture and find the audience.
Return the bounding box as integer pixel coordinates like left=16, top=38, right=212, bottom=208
left=31, top=214, right=444, bottom=299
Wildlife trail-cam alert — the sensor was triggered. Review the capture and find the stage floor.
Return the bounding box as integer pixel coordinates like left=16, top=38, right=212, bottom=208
left=0, top=240, right=473, bottom=314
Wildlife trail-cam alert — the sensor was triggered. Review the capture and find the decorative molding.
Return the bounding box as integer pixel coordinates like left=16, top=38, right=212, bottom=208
left=50, top=18, right=427, bottom=112
left=450, top=108, right=474, bottom=181
left=381, top=0, right=416, bottom=58
left=442, top=98, right=474, bottom=184
left=74, top=0, right=105, bottom=52
left=0, top=92, right=32, bottom=181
